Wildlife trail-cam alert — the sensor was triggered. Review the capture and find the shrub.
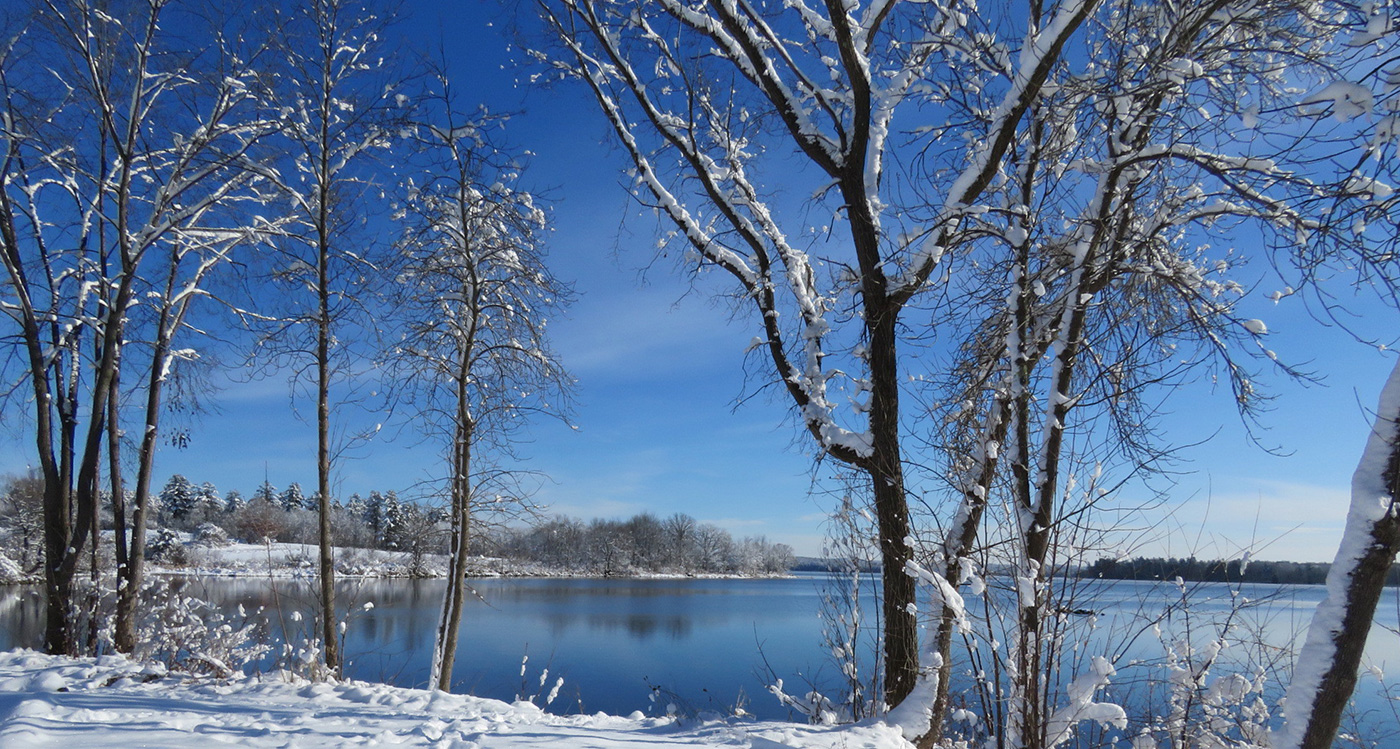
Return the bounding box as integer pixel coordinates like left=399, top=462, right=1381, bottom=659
left=192, top=522, right=232, bottom=547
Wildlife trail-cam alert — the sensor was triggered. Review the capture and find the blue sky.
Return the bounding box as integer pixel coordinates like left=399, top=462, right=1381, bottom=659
left=3, top=0, right=1396, bottom=562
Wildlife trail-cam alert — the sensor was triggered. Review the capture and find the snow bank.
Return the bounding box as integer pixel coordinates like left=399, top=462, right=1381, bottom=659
left=149, top=541, right=456, bottom=579
left=0, top=650, right=913, bottom=748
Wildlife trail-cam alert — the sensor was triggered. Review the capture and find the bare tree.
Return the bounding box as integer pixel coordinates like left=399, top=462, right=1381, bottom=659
left=390, top=68, right=570, bottom=691
left=539, top=0, right=1096, bottom=713
left=260, top=0, right=409, bottom=674
left=0, top=0, right=277, bottom=654
left=895, top=2, right=1366, bottom=745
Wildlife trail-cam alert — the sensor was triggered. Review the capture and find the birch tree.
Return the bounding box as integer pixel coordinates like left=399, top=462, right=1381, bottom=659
left=390, top=73, right=570, bottom=691
left=540, top=0, right=1096, bottom=712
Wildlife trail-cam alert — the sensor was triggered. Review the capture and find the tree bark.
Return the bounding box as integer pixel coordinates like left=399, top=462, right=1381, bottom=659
left=1281, top=359, right=1400, bottom=749
left=432, top=413, right=473, bottom=691
left=317, top=234, right=340, bottom=675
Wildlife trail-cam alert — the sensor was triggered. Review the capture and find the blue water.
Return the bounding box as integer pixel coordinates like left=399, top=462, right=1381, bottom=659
left=1, top=574, right=1397, bottom=730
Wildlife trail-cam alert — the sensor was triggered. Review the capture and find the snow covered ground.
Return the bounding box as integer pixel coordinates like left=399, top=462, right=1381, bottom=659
left=157, top=540, right=454, bottom=579
left=0, top=650, right=911, bottom=748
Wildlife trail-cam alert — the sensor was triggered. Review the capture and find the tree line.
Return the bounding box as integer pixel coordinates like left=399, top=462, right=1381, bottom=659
left=0, top=470, right=449, bottom=572
left=1, top=472, right=794, bottom=579
left=1081, top=557, right=1400, bottom=588
left=484, top=513, right=795, bottom=576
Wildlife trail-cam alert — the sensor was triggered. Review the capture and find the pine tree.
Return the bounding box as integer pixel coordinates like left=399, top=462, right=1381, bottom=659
left=278, top=483, right=305, bottom=512
left=197, top=482, right=221, bottom=515
left=383, top=491, right=403, bottom=549
left=252, top=481, right=277, bottom=506
left=365, top=490, right=385, bottom=545
left=158, top=475, right=196, bottom=522
left=223, top=489, right=246, bottom=514
left=346, top=492, right=366, bottom=519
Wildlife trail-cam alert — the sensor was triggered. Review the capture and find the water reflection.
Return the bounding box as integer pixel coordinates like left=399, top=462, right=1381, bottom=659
left=1, top=577, right=1396, bottom=726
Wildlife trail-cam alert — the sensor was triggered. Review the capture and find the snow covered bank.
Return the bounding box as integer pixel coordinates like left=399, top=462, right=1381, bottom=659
left=0, top=650, right=911, bottom=748
left=151, top=540, right=454, bottom=579
left=142, top=540, right=793, bottom=581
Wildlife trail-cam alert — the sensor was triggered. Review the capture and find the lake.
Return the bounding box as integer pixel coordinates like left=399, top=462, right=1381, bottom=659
left=1, top=574, right=1397, bottom=729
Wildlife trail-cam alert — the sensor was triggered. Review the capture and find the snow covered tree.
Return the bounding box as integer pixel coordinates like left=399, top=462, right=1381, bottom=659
left=388, top=67, right=571, bottom=691
left=196, top=483, right=221, bottom=516
left=382, top=490, right=404, bottom=549
left=223, top=489, right=246, bottom=514
left=0, top=0, right=278, bottom=654
left=905, top=2, right=1344, bottom=742
left=158, top=475, right=197, bottom=523
left=539, top=0, right=1095, bottom=716
left=363, top=490, right=386, bottom=543
left=255, top=0, right=412, bottom=675
left=278, top=483, right=306, bottom=513
left=346, top=492, right=366, bottom=519
left=252, top=480, right=278, bottom=506
left=539, top=0, right=1374, bottom=744
left=1264, top=15, right=1400, bottom=747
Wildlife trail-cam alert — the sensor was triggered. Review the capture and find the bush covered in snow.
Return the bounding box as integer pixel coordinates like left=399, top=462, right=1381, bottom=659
left=127, top=579, right=270, bottom=678
left=192, top=523, right=231, bottom=547
left=144, top=528, right=188, bottom=566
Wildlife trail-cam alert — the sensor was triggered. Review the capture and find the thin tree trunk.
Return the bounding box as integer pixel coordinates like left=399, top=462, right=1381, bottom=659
left=432, top=415, right=473, bottom=691
left=114, top=306, right=176, bottom=652
left=920, top=392, right=1011, bottom=747
left=108, top=364, right=128, bottom=603
left=317, top=233, right=339, bottom=675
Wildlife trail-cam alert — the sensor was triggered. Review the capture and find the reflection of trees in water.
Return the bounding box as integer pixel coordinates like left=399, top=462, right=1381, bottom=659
left=536, top=610, right=698, bottom=641
left=591, top=613, right=692, bottom=640
left=0, top=585, right=44, bottom=649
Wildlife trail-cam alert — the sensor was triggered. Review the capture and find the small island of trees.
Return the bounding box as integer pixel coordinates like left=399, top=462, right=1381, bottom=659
left=1081, top=556, right=1400, bottom=587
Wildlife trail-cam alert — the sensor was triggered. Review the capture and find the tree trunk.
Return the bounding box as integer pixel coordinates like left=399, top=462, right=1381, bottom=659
left=865, top=287, right=917, bottom=707
left=1280, top=359, right=1400, bottom=749
left=317, top=235, right=340, bottom=675
left=114, top=314, right=175, bottom=652
left=432, top=415, right=473, bottom=691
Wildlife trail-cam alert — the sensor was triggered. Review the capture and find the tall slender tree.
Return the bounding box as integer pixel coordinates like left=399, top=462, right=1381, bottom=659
left=391, top=67, right=570, bottom=691
left=262, top=0, right=410, bottom=674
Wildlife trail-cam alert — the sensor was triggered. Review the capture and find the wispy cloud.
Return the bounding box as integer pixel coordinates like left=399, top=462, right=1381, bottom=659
left=1133, top=478, right=1349, bottom=562
left=553, top=285, right=741, bottom=377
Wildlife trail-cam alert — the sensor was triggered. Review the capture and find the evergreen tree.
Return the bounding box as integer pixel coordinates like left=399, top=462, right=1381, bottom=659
left=383, top=491, right=404, bottom=549
left=158, top=475, right=196, bottom=522
left=223, top=489, right=246, bottom=514
left=346, top=492, right=366, bottom=520
left=365, top=490, right=386, bottom=544
left=252, top=481, right=277, bottom=506
left=197, top=482, right=222, bottom=515
left=278, top=483, right=305, bottom=512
